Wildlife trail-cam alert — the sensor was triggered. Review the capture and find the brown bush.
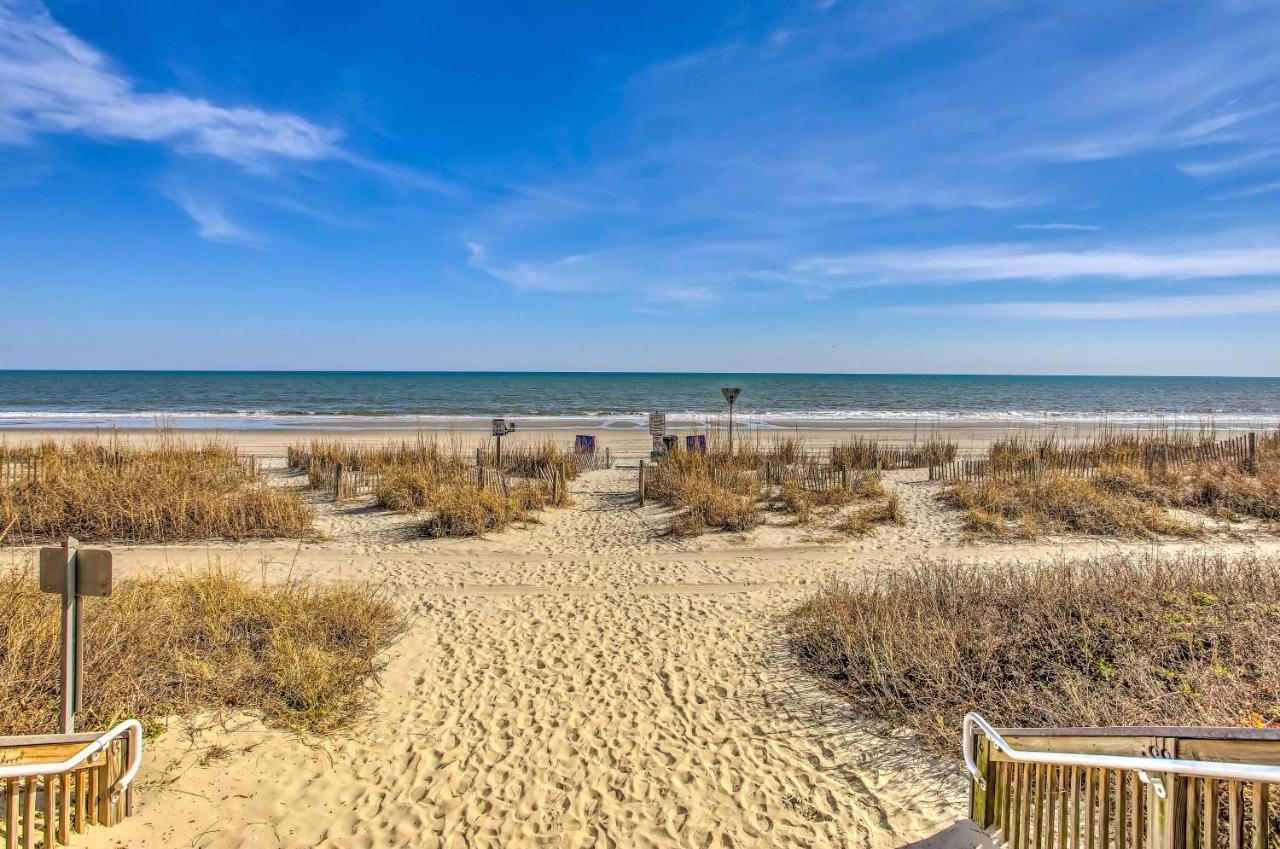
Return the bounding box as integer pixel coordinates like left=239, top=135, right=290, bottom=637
left=786, top=552, right=1280, bottom=756
left=0, top=438, right=312, bottom=544
left=0, top=567, right=405, bottom=735
left=944, top=472, right=1198, bottom=538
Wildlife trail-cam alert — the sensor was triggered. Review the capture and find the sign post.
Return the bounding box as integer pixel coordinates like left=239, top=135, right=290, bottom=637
left=491, top=418, right=517, bottom=468
left=648, top=412, right=668, bottom=458
left=721, top=388, right=741, bottom=454
left=39, top=537, right=113, bottom=733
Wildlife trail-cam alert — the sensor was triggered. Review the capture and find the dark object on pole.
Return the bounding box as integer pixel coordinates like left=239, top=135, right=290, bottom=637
left=721, top=388, right=741, bottom=454
left=39, top=538, right=113, bottom=733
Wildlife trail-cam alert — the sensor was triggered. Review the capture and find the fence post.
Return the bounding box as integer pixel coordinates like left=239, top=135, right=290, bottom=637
left=334, top=462, right=345, bottom=503
left=638, top=459, right=646, bottom=506
left=1247, top=432, right=1258, bottom=474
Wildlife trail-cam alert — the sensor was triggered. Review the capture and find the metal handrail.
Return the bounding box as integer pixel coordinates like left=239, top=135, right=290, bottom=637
left=964, top=712, right=1280, bottom=800
left=0, top=719, right=143, bottom=801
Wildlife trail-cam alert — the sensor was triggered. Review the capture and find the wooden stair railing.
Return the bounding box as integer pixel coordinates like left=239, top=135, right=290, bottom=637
left=0, top=720, right=142, bottom=848
left=965, top=713, right=1280, bottom=849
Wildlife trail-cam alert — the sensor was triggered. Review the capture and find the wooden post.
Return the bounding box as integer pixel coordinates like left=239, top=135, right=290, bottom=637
left=638, top=460, right=646, bottom=506
left=333, top=463, right=345, bottom=503
left=1246, top=432, right=1257, bottom=474
left=60, top=537, right=79, bottom=735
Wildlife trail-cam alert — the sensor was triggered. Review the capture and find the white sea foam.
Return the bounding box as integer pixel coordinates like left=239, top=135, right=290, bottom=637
left=1, top=409, right=1278, bottom=429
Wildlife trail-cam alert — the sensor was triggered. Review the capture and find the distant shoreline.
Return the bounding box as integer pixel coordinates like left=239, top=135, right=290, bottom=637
left=2, top=412, right=1278, bottom=432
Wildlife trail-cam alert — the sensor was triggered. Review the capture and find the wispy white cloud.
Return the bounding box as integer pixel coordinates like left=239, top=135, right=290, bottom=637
left=465, top=242, right=603, bottom=292
left=0, top=0, right=458, bottom=199
left=1177, top=147, right=1279, bottom=177
left=653, top=286, right=716, bottom=305
left=797, top=242, right=1280, bottom=285
left=167, top=190, right=262, bottom=246
left=0, top=1, right=340, bottom=169
left=1211, top=180, right=1280, bottom=201
left=899, top=289, right=1280, bottom=320
left=1014, top=223, right=1100, bottom=231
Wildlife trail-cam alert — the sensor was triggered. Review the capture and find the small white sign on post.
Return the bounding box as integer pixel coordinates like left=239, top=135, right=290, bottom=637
left=492, top=418, right=515, bottom=437
left=648, top=412, right=667, bottom=437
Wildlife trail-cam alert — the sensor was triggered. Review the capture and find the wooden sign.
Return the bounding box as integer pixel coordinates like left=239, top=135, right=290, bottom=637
left=648, top=412, right=667, bottom=437
left=491, top=418, right=513, bottom=436
left=40, top=546, right=113, bottom=597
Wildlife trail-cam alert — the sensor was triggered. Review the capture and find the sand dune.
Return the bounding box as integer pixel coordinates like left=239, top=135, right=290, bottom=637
left=37, top=436, right=1274, bottom=849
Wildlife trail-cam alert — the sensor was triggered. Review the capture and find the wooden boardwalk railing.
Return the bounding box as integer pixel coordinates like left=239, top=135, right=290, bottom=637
left=966, top=714, right=1280, bottom=849
left=0, top=722, right=140, bottom=848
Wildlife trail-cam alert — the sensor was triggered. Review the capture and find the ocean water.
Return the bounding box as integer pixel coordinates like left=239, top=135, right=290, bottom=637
left=0, top=371, right=1278, bottom=429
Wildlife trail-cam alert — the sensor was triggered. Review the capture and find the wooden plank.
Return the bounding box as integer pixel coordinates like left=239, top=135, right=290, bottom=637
left=112, top=742, right=125, bottom=823
left=95, top=756, right=112, bottom=829
left=1021, top=764, right=1034, bottom=849
left=1227, top=780, right=1243, bottom=849
left=74, top=770, right=86, bottom=835
left=1187, top=778, right=1201, bottom=849
left=4, top=778, right=17, bottom=849
left=1249, top=783, right=1268, bottom=849
left=1168, top=774, right=1189, bottom=849
left=1046, top=763, right=1059, bottom=849
left=41, top=776, right=56, bottom=849
left=1002, top=763, right=1015, bottom=847
left=1117, top=769, right=1128, bottom=849
left=1204, top=779, right=1219, bottom=849
left=1084, top=768, right=1097, bottom=849
left=0, top=744, right=90, bottom=768
left=1011, top=764, right=1024, bottom=849
left=57, top=774, right=69, bottom=844
left=1070, top=766, right=1082, bottom=849
left=85, top=767, right=96, bottom=827
left=1098, top=770, right=1111, bottom=849
left=21, top=778, right=33, bottom=849
left=1057, top=766, right=1070, bottom=849
left=972, top=737, right=992, bottom=826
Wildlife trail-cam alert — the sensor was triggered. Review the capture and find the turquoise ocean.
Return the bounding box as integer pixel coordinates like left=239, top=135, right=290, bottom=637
left=0, top=371, right=1277, bottom=429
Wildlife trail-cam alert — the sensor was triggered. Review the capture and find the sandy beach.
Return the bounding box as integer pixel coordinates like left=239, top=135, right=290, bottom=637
left=3, top=425, right=1274, bottom=849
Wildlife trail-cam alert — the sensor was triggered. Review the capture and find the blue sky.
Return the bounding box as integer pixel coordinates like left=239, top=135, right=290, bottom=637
left=2, top=0, right=1280, bottom=374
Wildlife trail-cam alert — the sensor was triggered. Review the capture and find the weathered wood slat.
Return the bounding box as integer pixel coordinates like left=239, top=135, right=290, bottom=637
left=1203, top=779, right=1218, bottom=849
left=21, top=777, right=33, bottom=849
left=1069, top=766, right=1082, bottom=849
left=1249, top=782, right=1268, bottom=849
left=1227, top=780, right=1243, bottom=849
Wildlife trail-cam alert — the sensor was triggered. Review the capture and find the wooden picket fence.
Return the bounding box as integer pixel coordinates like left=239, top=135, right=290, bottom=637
left=297, top=449, right=607, bottom=503
left=1, top=449, right=260, bottom=489
left=930, top=433, right=1261, bottom=484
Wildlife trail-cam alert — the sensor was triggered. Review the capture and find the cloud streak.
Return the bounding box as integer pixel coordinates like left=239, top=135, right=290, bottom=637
left=797, top=243, right=1280, bottom=285
left=900, top=289, right=1280, bottom=320
left=168, top=190, right=263, bottom=246
left=0, top=1, right=342, bottom=169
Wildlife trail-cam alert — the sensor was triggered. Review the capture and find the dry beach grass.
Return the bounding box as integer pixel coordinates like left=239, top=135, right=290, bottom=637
left=0, top=566, right=405, bottom=736
left=786, top=552, right=1280, bottom=756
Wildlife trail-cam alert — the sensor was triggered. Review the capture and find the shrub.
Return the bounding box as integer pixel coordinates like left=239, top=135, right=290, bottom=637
left=786, top=552, right=1280, bottom=756
left=0, top=438, right=312, bottom=543
left=944, top=472, right=1197, bottom=538
left=0, top=567, right=405, bottom=735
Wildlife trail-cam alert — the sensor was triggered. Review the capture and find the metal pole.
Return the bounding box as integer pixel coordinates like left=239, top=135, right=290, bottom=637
left=728, top=399, right=735, bottom=454
left=61, top=536, right=79, bottom=734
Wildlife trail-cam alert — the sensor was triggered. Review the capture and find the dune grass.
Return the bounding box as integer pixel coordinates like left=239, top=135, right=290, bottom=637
left=0, top=437, right=312, bottom=544
left=649, top=437, right=900, bottom=536
left=0, top=566, right=405, bottom=735
left=943, top=429, right=1280, bottom=538
left=786, top=552, right=1280, bottom=756
left=288, top=437, right=570, bottom=537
